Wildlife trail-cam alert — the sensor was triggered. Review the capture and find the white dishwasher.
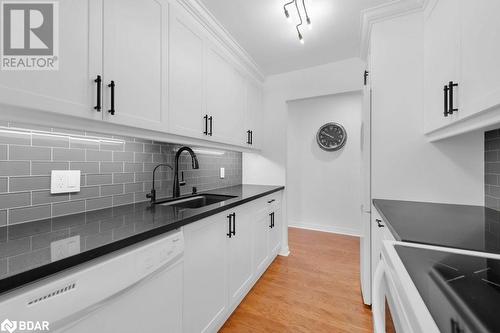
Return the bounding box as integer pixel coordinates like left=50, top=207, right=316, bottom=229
left=0, top=230, right=184, bottom=333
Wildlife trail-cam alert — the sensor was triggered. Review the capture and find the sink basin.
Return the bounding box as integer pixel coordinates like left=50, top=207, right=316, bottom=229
left=158, top=194, right=236, bottom=209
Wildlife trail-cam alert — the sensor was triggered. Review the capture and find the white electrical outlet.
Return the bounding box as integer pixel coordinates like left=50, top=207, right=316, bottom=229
left=220, top=167, right=225, bottom=179
left=51, top=170, right=81, bottom=194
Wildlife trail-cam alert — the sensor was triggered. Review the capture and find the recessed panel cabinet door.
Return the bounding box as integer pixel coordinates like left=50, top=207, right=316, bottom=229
left=253, top=212, right=269, bottom=275
left=102, top=0, right=168, bottom=131
left=206, top=46, right=245, bottom=145
left=269, top=207, right=282, bottom=256
left=227, top=211, right=254, bottom=308
left=168, top=6, right=204, bottom=138
left=460, top=0, right=500, bottom=120
left=0, top=0, right=102, bottom=120
left=245, top=79, right=263, bottom=148
left=423, top=0, right=460, bottom=133
left=183, top=215, right=228, bottom=333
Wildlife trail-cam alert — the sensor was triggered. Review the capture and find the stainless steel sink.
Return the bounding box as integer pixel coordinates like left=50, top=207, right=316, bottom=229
left=157, top=194, right=236, bottom=209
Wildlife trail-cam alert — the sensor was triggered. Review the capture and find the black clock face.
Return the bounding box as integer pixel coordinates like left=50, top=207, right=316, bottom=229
left=316, top=123, right=347, bottom=151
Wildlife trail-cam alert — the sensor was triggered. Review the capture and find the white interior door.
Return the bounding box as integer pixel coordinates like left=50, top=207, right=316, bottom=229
left=0, top=0, right=102, bottom=120
left=102, top=0, right=168, bottom=131
left=168, top=5, right=205, bottom=138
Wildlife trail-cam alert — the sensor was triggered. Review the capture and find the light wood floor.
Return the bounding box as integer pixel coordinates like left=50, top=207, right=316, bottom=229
left=220, top=227, right=373, bottom=333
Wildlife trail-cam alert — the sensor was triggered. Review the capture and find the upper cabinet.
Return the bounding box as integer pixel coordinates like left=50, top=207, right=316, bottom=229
left=168, top=5, right=205, bottom=139
left=205, top=44, right=245, bottom=146
left=102, top=0, right=169, bottom=131
left=0, top=0, right=264, bottom=150
left=424, top=0, right=500, bottom=141
left=0, top=0, right=102, bottom=120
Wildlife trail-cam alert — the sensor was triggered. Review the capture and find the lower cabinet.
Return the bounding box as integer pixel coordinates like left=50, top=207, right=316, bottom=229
left=183, top=191, right=283, bottom=333
left=371, top=205, right=396, bottom=296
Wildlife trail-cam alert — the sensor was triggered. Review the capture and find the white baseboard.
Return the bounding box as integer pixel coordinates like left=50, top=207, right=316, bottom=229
left=289, top=221, right=360, bottom=237
left=279, top=245, right=290, bottom=257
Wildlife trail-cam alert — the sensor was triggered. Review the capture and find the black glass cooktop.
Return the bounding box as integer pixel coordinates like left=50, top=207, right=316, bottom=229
left=396, top=245, right=500, bottom=333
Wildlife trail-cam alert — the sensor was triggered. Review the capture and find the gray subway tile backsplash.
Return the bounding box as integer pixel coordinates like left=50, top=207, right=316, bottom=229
left=0, top=121, right=242, bottom=226
left=485, top=129, right=500, bottom=210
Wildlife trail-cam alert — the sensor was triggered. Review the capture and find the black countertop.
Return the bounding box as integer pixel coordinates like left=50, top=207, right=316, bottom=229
left=373, top=199, right=500, bottom=255
left=0, top=184, right=284, bottom=295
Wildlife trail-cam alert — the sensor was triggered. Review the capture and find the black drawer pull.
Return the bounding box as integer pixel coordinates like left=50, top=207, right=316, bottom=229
left=227, top=214, right=232, bottom=238
left=208, top=116, right=213, bottom=136
left=448, top=81, right=458, bottom=114
left=267, top=199, right=275, bottom=204
left=108, top=80, right=115, bottom=115
left=203, top=115, right=208, bottom=135
left=376, top=219, right=384, bottom=228
left=232, top=212, right=236, bottom=236
left=443, top=85, right=449, bottom=117
left=94, top=75, right=102, bottom=112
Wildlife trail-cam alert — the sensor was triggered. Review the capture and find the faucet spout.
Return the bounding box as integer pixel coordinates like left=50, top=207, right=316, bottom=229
left=146, top=163, right=173, bottom=203
left=173, top=147, right=200, bottom=198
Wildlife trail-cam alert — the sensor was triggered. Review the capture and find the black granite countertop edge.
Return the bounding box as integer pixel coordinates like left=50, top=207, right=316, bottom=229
left=372, top=199, right=403, bottom=241
left=0, top=185, right=284, bottom=296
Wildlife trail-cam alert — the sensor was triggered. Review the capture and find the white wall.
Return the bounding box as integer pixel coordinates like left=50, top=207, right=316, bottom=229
left=370, top=12, right=484, bottom=205
left=243, top=57, right=365, bottom=185
left=287, top=92, right=362, bottom=236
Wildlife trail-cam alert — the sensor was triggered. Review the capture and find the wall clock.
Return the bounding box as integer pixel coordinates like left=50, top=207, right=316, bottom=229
left=316, top=122, right=347, bottom=151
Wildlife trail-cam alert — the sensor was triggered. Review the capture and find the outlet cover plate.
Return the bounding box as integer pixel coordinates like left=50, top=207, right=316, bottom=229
left=51, top=170, right=81, bottom=194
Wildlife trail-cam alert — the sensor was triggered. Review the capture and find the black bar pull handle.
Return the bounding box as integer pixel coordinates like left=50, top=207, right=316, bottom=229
left=443, top=85, right=449, bottom=117
left=250, top=130, right=253, bottom=145
left=208, top=116, right=213, bottom=136
left=376, top=219, right=384, bottom=228
left=269, top=212, right=274, bottom=228
left=227, top=214, right=232, bottom=238
left=448, top=81, right=458, bottom=114
left=94, top=75, right=102, bottom=112
left=267, top=199, right=275, bottom=204
left=247, top=130, right=251, bottom=144
left=203, top=115, right=208, bottom=135
left=232, top=213, right=236, bottom=236
left=108, top=80, right=115, bottom=115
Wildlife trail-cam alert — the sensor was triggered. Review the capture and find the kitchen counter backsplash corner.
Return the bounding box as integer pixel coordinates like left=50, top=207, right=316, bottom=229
left=0, top=120, right=242, bottom=227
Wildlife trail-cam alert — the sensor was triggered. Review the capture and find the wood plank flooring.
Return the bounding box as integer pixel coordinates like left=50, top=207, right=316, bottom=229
left=220, top=227, right=373, bottom=333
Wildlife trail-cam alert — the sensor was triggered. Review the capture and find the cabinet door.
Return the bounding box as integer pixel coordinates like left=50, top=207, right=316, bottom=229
left=102, top=0, right=168, bottom=131
left=206, top=45, right=245, bottom=145
left=460, top=0, right=500, bottom=119
left=245, top=79, right=263, bottom=148
left=269, top=207, right=282, bottom=256
left=183, top=215, right=228, bottom=333
left=0, top=0, right=102, bottom=120
left=423, top=0, right=460, bottom=133
left=371, top=208, right=385, bottom=287
left=227, top=210, right=254, bottom=308
left=253, top=211, right=270, bottom=275
left=168, top=6, right=205, bottom=138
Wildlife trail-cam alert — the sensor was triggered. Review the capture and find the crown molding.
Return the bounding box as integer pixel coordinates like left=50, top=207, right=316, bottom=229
left=177, top=0, right=266, bottom=82
left=360, top=0, right=430, bottom=61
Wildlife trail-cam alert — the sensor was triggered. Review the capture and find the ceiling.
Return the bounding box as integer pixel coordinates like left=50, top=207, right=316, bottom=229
left=199, top=0, right=392, bottom=75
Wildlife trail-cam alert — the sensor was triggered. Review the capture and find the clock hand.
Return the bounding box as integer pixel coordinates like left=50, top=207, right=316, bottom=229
left=321, top=131, right=336, bottom=140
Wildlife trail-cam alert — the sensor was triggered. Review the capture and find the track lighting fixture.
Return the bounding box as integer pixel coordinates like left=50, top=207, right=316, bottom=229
left=283, top=0, right=311, bottom=43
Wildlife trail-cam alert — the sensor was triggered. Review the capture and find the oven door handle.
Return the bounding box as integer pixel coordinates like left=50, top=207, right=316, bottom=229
left=372, top=260, right=387, bottom=333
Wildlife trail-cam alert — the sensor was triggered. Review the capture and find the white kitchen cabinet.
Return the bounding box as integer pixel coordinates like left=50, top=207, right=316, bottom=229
left=227, top=208, right=254, bottom=308
left=253, top=211, right=270, bottom=276
left=244, top=79, right=263, bottom=148
left=183, top=213, right=228, bottom=333
left=423, top=0, right=460, bottom=133
left=102, top=0, right=169, bottom=131
left=0, top=0, right=102, bottom=120
left=459, top=0, right=500, bottom=120
left=268, top=200, right=282, bottom=257
left=371, top=206, right=396, bottom=292
left=168, top=5, right=205, bottom=139
left=205, top=44, right=245, bottom=145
